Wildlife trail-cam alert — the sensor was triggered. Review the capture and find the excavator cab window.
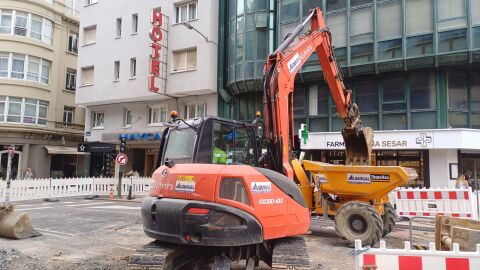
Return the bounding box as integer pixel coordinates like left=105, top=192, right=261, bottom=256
left=212, top=121, right=256, bottom=166
left=162, top=127, right=196, bottom=164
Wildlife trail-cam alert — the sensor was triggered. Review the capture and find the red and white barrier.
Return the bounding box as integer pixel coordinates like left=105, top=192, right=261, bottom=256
left=395, top=187, right=477, bottom=220
left=355, top=240, right=480, bottom=270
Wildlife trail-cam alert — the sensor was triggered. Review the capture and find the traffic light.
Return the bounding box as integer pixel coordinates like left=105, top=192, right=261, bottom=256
left=120, top=137, right=127, bottom=153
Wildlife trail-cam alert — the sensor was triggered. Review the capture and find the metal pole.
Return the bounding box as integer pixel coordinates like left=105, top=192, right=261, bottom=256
left=117, top=171, right=122, bottom=198
left=4, top=152, right=13, bottom=205
left=475, top=162, right=479, bottom=219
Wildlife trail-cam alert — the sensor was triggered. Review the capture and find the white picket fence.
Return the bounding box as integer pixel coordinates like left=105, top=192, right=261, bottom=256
left=0, top=177, right=153, bottom=202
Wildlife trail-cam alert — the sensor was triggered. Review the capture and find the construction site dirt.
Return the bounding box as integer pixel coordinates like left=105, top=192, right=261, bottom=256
left=0, top=198, right=434, bottom=270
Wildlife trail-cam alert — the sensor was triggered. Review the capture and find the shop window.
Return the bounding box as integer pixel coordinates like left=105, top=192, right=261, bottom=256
left=376, top=0, right=401, bottom=41
left=438, top=29, right=467, bottom=52
left=378, top=39, right=402, bottom=60
left=92, top=112, right=104, bottom=128
left=281, top=0, right=300, bottom=23
left=407, top=34, right=433, bottom=57
left=382, top=76, right=406, bottom=111
left=406, top=0, right=433, bottom=36
left=448, top=71, right=468, bottom=110
left=383, top=114, right=407, bottom=130
left=437, top=0, right=466, bottom=32
left=326, top=12, right=347, bottom=47
left=354, top=80, right=378, bottom=113
left=326, top=0, right=346, bottom=12
left=350, top=7, right=373, bottom=45
left=293, top=87, right=305, bottom=117
left=410, top=72, right=436, bottom=110
left=63, top=106, right=75, bottom=123
left=350, top=43, right=373, bottom=64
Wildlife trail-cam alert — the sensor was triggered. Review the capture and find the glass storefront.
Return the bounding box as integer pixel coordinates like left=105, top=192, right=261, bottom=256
left=460, top=153, right=480, bottom=191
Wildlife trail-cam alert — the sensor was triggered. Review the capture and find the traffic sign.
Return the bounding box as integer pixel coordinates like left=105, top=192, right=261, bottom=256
left=116, top=153, right=128, bottom=165
left=8, top=145, right=15, bottom=157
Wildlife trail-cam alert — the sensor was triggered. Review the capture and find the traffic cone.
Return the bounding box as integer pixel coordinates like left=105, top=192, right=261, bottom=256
left=109, top=188, right=114, bottom=200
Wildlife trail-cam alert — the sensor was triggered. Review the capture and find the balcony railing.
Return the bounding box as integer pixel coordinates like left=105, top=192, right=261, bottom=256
left=53, top=122, right=84, bottom=133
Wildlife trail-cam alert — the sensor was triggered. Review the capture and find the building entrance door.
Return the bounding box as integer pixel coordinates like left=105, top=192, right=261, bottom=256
left=0, top=151, right=22, bottom=180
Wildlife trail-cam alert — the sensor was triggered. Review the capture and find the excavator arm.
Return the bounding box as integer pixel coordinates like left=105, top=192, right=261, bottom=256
left=262, top=8, right=373, bottom=179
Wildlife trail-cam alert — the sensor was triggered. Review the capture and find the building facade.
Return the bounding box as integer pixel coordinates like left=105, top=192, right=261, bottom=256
left=76, top=0, right=218, bottom=177
left=0, top=0, right=86, bottom=179
left=218, top=0, right=480, bottom=188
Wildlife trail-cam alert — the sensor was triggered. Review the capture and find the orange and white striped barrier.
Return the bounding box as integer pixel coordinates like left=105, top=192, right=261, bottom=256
left=355, top=240, right=480, bottom=270
left=395, top=187, right=477, bottom=220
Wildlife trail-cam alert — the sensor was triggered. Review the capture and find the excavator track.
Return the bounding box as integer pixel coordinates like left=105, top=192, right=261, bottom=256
left=128, top=241, right=177, bottom=270
left=272, top=237, right=311, bottom=269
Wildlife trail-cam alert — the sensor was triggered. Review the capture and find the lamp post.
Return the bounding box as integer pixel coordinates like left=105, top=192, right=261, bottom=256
left=181, top=22, right=218, bottom=46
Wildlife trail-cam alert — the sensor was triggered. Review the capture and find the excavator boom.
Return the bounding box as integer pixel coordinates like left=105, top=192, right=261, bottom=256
left=263, top=8, right=373, bottom=178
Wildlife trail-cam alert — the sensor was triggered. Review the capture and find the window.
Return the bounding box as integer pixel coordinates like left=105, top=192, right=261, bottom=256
left=84, top=25, right=96, bottom=45
left=24, top=98, right=37, bottom=124
left=41, top=60, right=51, bottom=84
left=27, top=56, right=40, bottom=82
left=63, top=106, right=74, bottom=123
left=410, top=72, right=437, bottom=129
left=326, top=0, right=346, bottom=12
left=212, top=122, right=255, bottom=165
left=376, top=0, right=401, bottom=41
left=68, top=31, right=78, bottom=53
left=14, top=11, right=27, bottom=36
left=7, top=97, right=21, bottom=123
left=11, top=54, right=25, bottom=79
left=42, top=20, right=53, bottom=45
left=0, top=97, right=49, bottom=125
left=114, top=61, right=120, bottom=80
left=378, top=39, right=402, bottom=60
left=123, top=109, right=132, bottom=126
left=281, top=0, right=300, bottom=23
left=184, top=104, right=206, bottom=119
left=293, top=87, right=305, bottom=117
left=382, top=76, right=406, bottom=111
left=86, top=0, right=98, bottom=5
left=350, top=7, right=373, bottom=45
left=407, top=34, right=433, bottom=57
left=132, top=13, right=138, bottom=34
left=92, top=112, right=104, bottom=128
left=0, top=96, right=5, bottom=121
left=406, top=0, right=433, bottom=36
left=148, top=107, right=168, bottom=124
left=38, top=100, right=47, bottom=125
left=355, top=80, right=378, bottom=113
left=0, top=10, right=12, bottom=34
left=30, top=14, right=42, bottom=40
left=350, top=43, right=373, bottom=64
left=130, top=58, right=136, bottom=78
left=81, top=66, right=94, bottom=85
left=474, top=0, right=480, bottom=25
left=448, top=71, right=468, bottom=128
left=173, top=48, right=197, bottom=72
left=176, top=2, right=197, bottom=23
left=116, top=18, right=122, bottom=37
left=437, top=0, right=466, bottom=31
left=65, top=68, right=76, bottom=91
left=0, top=52, right=9, bottom=77
left=326, top=12, right=347, bottom=47
left=438, top=28, right=467, bottom=52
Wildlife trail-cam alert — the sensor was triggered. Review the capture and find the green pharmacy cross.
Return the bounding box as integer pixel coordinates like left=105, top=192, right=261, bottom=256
left=300, top=124, right=309, bottom=144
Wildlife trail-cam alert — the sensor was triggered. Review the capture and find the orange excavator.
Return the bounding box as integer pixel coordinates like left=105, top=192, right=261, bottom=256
left=128, top=8, right=377, bottom=269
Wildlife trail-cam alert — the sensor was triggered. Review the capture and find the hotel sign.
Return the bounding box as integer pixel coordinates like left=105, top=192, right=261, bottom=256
left=148, top=9, right=168, bottom=93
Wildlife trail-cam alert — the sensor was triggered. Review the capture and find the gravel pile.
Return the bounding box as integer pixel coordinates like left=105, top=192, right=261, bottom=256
left=0, top=248, right=21, bottom=270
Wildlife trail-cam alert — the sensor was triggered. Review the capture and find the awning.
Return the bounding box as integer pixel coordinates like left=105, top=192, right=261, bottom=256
left=44, top=146, right=89, bottom=155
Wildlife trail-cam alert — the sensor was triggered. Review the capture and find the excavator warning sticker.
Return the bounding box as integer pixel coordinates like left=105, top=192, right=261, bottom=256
left=175, top=175, right=195, bottom=193
left=251, top=182, right=272, bottom=193
left=288, top=53, right=302, bottom=74
left=347, top=173, right=371, bottom=184
left=314, top=174, right=327, bottom=184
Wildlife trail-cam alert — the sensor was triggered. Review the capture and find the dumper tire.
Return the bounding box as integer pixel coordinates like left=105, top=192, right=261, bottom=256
left=334, top=201, right=383, bottom=247
left=382, top=203, right=396, bottom=236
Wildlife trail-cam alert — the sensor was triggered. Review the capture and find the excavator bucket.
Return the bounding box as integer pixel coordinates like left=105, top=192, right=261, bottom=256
left=342, top=126, right=374, bottom=166
left=0, top=205, right=40, bottom=239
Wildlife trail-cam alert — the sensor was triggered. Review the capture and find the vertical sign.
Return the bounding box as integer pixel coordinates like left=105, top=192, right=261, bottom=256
left=149, top=9, right=164, bottom=93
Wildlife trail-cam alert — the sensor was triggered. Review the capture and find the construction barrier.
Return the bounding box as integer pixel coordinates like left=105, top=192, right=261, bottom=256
left=355, top=240, right=480, bottom=270
left=395, top=187, right=478, bottom=220
left=0, top=177, right=153, bottom=202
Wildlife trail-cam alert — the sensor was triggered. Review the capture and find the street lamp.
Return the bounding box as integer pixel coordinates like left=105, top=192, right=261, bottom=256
left=181, top=22, right=217, bottom=46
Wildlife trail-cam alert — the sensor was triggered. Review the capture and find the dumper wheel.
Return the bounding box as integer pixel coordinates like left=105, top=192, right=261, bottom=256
left=382, top=203, right=396, bottom=236
left=334, top=201, right=383, bottom=247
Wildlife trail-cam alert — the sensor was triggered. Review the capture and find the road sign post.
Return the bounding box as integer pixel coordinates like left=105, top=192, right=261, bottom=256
left=5, top=145, right=15, bottom=204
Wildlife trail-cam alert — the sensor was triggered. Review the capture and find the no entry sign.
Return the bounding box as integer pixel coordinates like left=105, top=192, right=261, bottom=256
left=116, top=153, right=128, bottom=165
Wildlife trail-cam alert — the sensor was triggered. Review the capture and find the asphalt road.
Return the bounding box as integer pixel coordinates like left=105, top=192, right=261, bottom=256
left=0, top=198, right=434, bottom=270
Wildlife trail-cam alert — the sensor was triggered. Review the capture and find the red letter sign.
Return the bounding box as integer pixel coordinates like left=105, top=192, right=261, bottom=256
left=148, top=9, right=163, bottom=93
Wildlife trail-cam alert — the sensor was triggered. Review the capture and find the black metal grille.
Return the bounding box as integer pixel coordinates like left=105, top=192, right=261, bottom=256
left=210, top=211, right=243, bottom=226
left=219, top=178, right=250, bottom=205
